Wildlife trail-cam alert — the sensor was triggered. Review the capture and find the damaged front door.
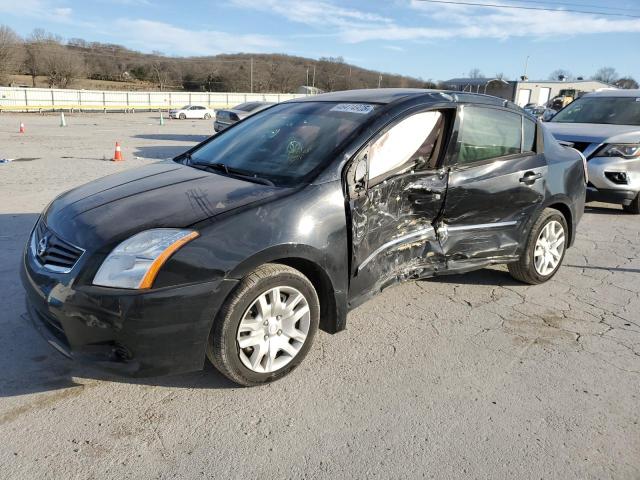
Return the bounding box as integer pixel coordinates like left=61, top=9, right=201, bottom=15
left=347, top=109, right=450, bottom=305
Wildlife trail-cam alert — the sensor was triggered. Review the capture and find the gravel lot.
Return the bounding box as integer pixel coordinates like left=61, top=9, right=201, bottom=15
left=1, top=113, right=638, bottom=479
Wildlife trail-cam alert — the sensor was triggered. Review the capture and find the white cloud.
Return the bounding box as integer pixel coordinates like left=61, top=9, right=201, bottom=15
left=230, top=0, right=640, bottom=43
left=115, top=19, right=283, bottom=55
left=230, top=0, right=392, bottom=29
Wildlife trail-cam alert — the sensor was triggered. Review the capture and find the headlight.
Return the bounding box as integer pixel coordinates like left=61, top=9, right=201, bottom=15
left=598, top=144, right=640, bottom=159
left=93, top=229, right=199, bottom=289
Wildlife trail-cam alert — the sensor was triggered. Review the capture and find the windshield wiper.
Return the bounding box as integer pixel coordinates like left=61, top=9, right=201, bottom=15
left=190, top=161, right=275, bottom=187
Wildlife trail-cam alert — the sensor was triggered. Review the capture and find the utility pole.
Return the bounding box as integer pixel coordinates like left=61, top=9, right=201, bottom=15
left=312, top=65, right=316, bottom=88
left=523, top=55, right=530, bottom=79
left=250, top=57, right=254, bottom=93
left=306, top=67, right=309, bottom=86
left=378, top=74, right=382, bottom=88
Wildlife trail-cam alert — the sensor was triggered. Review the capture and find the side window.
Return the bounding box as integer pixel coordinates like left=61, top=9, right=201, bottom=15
left=368, top=111, right=443, bottom=183
left=457, top=107, right=522, bottom=164
left=523, top=117, right=536, bottom=152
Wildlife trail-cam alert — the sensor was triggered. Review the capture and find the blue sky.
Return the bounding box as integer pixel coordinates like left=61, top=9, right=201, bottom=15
left=1, top=0, right=640, bottom=82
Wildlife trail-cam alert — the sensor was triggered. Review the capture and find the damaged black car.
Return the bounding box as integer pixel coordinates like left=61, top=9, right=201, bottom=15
left=22, top=89, right=586, bottom=386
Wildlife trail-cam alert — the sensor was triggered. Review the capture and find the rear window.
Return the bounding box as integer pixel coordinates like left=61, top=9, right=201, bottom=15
left=235, top=102, right=260, bottom=112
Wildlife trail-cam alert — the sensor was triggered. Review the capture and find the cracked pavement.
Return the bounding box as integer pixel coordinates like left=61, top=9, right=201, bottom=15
left=0, top=113, right=638, bottom=479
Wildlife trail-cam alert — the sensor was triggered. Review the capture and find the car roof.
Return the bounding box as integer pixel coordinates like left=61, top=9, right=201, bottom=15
left=583, top=89, right=640, bottom=98
left=287, top=88, right=519, bottom=111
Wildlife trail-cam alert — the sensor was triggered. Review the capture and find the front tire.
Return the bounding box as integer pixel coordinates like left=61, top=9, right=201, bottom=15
left=207, top=263, right=320, bottom=386
left=622, top=193, right=640, bottom=214
left=508, top=208, right=568, bottom=285
left=204, top=113, right=211, bottom=120
left=179, top=113, right=186, bottom=120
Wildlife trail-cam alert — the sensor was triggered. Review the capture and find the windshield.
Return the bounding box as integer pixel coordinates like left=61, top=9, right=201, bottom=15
left=187, top=102, right=378, bottom=186
left=180, top=105, right=191, bottom=109
left=552, top=96, right=640, bottom=126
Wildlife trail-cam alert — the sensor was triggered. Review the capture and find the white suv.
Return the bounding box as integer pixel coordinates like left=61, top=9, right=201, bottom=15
left=545, top=90, right=640, bottom=213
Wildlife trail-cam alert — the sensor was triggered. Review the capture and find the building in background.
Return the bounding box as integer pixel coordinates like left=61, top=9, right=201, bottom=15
left=442, top=77, right=614, bottom=107
left=513, top=79, right=613, bottom=107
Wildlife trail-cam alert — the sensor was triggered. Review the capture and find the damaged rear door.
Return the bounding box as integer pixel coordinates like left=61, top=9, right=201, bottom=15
left=346, top=108, right=452, bottom=304
left=439, top=105, right=545, bottom=270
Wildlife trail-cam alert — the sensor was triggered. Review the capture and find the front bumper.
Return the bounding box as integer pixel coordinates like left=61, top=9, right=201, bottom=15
left=587, top=156, right=640, bottom=192
left=586, top=185, right=637, bottom=206
left=21, top=249, right=238, bottom=377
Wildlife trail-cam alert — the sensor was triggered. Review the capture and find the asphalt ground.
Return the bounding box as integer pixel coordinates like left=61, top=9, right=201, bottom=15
left=0, top=113, right=638, bottom=479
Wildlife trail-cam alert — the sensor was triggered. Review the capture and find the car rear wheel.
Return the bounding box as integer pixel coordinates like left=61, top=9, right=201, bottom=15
left=179, top=113, right=186, bottom=119
left=204, top=113, right=211, bottom=120
left=207, top=263, right=319, bottom=386
left=508, top=208, right=568, bottom=285
left=622, top=193, right=640, bottom=214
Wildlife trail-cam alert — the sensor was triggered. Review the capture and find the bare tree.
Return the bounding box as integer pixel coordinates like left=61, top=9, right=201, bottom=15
left=548, top=69, right=574, bottom=81
left=592, top=67, right=619, bottom=85
left=468, top=68, right=483, bottom=78
left=0, top=25, right=21, bottom=84
left=23, top=29, right=60, bottom=87
left=614, top=77, right=639, bottom=89
left=40, top=43, right=85, bottom=88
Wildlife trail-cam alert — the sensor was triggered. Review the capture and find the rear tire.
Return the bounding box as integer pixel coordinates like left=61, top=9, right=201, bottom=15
left=508, top=208, right=568, bottom=285
left=622, top=193, right=640, bottom=214
left=207, top=263, right=320, bottom=387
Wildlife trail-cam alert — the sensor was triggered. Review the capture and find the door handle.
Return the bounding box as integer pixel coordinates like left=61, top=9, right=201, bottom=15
left=519, top=172, right=542, bottom=184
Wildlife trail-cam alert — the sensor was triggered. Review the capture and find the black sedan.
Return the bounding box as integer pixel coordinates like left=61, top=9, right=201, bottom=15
left=213, top=101, right=274, bottom=132
left=22, top=89, right=587, bottom=386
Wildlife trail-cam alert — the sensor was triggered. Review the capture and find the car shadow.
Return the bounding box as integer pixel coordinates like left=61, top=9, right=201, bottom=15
left=584, top=204, right=626, bottom=216
left=0, top=213, right=238, bottom=398
left=422, top=267, right=524, bottom=287
left=133, top=145, right=191, bottom=160
left=133, top=134, right=211, bottom=142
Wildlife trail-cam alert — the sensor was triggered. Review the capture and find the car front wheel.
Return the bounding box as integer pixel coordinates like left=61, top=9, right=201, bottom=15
left=508, top=208, right=568, bottom=284
left=204, top=113, right=211, bottom=120
left=622, top=193, right=640, bottom=214
left=179, top=113, right=186, bottom=119
left=207, top=263, right=320, bottom=386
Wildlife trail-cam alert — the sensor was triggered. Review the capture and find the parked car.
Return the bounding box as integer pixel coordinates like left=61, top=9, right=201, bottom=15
left=214, top=101, right=274, bottom=132
left=544, top=89, right=640, bottom=213
left=168, top=105, right=215, bottom=120
left=523, top=103, right=547, bottom=118
left=22, top=89, right=586, bottom=386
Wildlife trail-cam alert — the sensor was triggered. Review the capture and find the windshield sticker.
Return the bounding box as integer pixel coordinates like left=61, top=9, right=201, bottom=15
left=330, top=103, right=375, bottom=114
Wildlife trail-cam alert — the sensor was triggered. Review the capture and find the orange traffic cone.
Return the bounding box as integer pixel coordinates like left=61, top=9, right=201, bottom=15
left=19, top=122, right=25, bottom=134
left=112, top=141, right=123, bottom=161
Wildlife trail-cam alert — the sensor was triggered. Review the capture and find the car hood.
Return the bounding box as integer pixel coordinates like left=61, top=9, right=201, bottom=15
left=545, top=122, right=640, bottom=144
left=44, top=161, right=284, bottom=249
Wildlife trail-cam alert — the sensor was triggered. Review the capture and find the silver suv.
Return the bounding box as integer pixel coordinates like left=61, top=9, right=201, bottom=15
left=544, top=89, right=640, bottom=213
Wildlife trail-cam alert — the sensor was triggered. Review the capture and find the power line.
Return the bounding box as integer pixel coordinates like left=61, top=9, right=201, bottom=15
left=506, top=0, right=640, bottom=13
left=416, top=0, right=640, bottom=18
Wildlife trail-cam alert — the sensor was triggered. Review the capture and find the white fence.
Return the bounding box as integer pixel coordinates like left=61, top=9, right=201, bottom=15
left=0, top=87, right=308, bottom=112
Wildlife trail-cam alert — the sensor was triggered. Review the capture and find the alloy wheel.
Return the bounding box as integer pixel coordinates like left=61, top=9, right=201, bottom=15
left=533, top=220, right=565, bottom=276
left=236, top=286, right=310, bottom=373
